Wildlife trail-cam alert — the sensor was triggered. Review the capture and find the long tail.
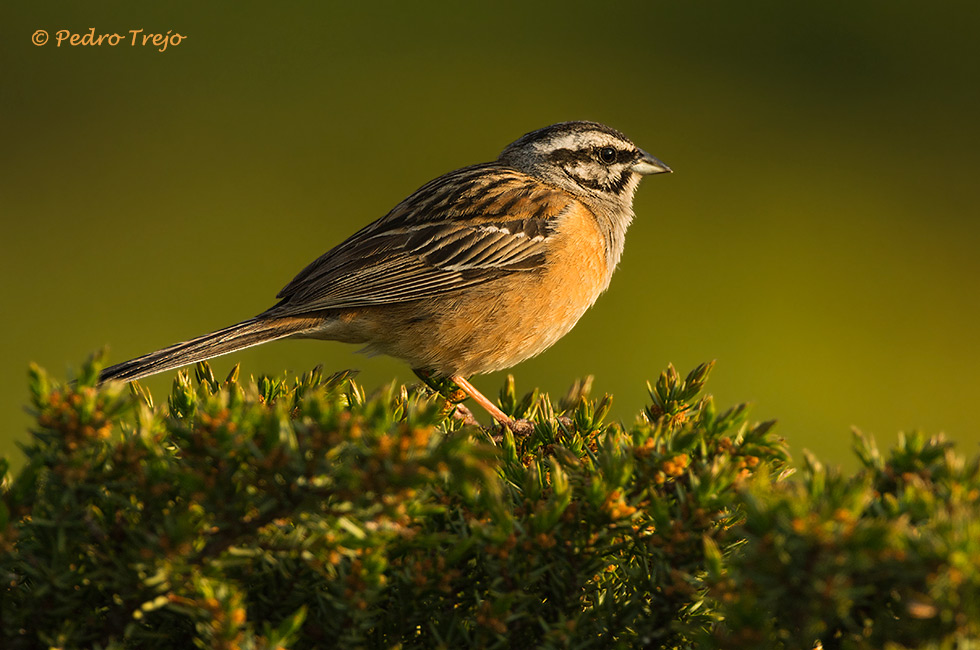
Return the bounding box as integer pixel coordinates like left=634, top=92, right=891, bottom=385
left=98, top=316, right=321, bottom=384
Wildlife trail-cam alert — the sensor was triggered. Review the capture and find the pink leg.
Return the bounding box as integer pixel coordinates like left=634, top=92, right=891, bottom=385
left=451, top=375, right=513, bottom=427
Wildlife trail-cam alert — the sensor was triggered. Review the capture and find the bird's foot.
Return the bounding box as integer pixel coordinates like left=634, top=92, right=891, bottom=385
left=450, top=403, right=481, bottom=427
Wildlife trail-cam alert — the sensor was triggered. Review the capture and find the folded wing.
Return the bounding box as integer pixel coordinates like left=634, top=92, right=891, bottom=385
left=269, top=164, right=573, bottom=314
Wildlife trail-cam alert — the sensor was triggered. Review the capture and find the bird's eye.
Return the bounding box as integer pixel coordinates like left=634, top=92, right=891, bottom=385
left=598, top=147, right=617, bottom=164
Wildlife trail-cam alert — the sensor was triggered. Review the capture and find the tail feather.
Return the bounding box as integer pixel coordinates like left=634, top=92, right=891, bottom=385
left=98, top=316, right=320, bottom=384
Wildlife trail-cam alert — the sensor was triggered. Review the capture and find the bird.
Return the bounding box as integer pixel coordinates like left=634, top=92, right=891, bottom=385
left=98, top=121, right=671, bottom=432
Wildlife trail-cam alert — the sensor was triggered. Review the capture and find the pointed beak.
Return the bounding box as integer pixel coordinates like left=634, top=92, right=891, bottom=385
left=632, top=149, right=672, bottom=175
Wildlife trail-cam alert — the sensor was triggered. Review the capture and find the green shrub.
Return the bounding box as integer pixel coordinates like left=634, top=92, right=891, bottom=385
left=1, top=355, right=977, bottom=649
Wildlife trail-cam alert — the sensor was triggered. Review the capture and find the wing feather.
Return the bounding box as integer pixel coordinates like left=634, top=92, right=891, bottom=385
left=269, top=164, right=574, bottom=315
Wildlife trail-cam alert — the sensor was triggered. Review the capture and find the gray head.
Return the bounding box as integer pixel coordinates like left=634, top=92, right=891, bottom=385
left=497, top=121, right=670, bottom=204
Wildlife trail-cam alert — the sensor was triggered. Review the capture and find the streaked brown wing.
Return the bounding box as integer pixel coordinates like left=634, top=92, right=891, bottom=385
left=269, top=164, right=572, bottom=314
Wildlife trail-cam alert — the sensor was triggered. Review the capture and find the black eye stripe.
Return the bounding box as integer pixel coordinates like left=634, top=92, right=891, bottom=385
left=547, top=146, right=633, bottom=166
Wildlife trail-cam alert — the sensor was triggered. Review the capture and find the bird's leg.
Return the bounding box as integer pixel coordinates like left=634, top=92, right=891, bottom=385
left=413, top=369, right=532, bottom=436
left=448, top=375, right=511, bottom=426
left=451, top=375, right=533, bottom=437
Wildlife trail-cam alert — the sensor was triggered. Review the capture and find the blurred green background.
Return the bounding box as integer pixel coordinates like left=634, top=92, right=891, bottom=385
left=2, top=1, right=978, bottom=467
